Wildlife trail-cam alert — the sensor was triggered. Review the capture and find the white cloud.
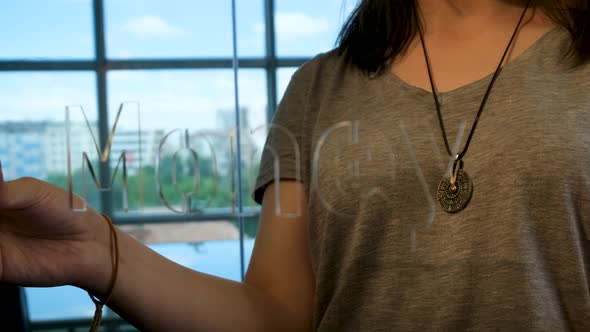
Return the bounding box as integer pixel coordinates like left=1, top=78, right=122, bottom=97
left=255, top=12, right=330, bottom=39
left=123, top=15, right=186, bottom=39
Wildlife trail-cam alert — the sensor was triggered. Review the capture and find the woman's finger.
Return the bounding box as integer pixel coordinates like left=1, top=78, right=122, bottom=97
left=0, top=177, right=48, bottom=210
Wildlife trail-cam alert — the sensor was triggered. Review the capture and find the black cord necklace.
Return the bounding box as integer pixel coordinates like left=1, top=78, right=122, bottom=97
left=415, top=0, right=532, bottom=213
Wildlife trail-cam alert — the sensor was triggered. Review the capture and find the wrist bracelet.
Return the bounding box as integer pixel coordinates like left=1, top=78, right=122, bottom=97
left=88, top=213, right=120, bottom=332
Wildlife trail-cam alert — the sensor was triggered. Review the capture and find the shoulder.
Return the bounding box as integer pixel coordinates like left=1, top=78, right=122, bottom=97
left=287, top=49, right=367, bottom=102
left=546, top=26, right=590, bottom=85
left=293, top=50, right=347, bottom=77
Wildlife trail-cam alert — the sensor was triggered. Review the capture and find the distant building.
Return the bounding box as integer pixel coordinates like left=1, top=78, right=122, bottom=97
left=46, top=123, right=163, bottom=177
left=44, top=122, right=98, bottom=176
left=0, top=122, right=48, bottom=180
left=108, top=129, right=163, bottom=175
left=0, top=120, right=163, bottom=180
left=216, top=107, right=251, bottom=131
left=213, top=107, right=258, bottom=174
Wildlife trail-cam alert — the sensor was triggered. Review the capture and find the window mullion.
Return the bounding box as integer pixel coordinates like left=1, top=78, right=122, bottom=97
left=93, top=0, right=113, bottom=217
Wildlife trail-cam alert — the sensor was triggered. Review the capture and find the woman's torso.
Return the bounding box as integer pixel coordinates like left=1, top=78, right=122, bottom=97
left=299, top=26, right=590, bottom=331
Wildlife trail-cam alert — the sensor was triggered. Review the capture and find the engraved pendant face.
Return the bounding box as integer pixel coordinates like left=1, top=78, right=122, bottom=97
left=437, top=169, right=473, bottom=213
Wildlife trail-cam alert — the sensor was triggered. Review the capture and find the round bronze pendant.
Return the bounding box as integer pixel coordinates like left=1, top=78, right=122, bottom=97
left=437, top=169, right=473, bottom=213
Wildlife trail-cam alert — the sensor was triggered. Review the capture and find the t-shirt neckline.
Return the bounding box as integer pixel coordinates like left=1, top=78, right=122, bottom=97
left=381, top=25, right=564, bottom=100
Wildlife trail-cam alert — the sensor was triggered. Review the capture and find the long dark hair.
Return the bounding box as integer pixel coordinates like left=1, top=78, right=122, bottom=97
left=337, top=0, right=590, bottom=74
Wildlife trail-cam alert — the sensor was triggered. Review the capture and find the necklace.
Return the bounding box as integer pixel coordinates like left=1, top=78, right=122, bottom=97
left=415, top=0, right=532, bottom=213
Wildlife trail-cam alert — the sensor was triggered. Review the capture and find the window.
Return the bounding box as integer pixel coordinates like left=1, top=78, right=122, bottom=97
left=0, top=1, right=355, bottom=331
left=105, top=0, right=264, bottom=58
left=277, top=67, right=298, bottom=100
left=0, top=1, right=94, bottom=59
left=275, top=0, right=356, bottom=56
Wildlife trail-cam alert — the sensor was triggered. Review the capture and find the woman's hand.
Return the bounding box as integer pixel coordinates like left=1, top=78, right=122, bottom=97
left=0, top=163, right=112, bottom=294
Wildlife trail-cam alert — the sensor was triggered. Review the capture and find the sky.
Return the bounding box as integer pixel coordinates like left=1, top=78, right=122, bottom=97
left=0, top=0, right=358, bottom=133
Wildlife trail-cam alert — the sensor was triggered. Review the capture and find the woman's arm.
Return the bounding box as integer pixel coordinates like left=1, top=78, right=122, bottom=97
left=87, top=181, right=314, bottom=331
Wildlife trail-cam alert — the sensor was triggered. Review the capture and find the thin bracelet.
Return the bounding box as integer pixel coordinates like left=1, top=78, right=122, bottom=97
left=88, top=213, right=120, bottom=332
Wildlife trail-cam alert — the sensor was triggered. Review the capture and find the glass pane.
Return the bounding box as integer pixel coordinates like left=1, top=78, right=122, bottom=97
left=0, top=74, right=104, bottom=212
left=242, top=216, right=259, bottom=269
left=107, top=69, right=266, bottom=215
left=0, top=72, right=97, bottom=182
left=277, top=67, right=298, bottom=102
left=0, top=1, right=94, bottom=59
left=0, top=72, right=103, bottom=322
left=237, top=0, right=265, bottom=57
left=26, top=286, right=94, bottom=322
left=153, top=237, right=253, bottom=294
left=119, top=221, right=255, bottom=279
left=275, top=0, right=357, bottom=56
left=105, top=0, right=264, bottom=58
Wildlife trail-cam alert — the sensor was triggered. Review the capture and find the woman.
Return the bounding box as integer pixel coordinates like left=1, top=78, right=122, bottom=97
left=1, top=0, right=589, bottom=331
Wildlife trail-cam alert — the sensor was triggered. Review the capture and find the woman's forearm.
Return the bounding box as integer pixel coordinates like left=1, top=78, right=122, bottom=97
left=77, top=220, right=297, bottom=332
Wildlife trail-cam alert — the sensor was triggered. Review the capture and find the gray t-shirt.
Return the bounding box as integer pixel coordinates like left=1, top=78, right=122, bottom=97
left=253, top=26, right=590, bottom=331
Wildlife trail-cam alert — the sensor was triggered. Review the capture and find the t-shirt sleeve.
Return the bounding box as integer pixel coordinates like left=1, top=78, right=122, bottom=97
left=251, top=68, right=312, bottom=205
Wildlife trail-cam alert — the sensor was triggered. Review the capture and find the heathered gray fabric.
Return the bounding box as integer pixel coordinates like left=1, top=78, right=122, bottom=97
left=253, top=26, right=590, bottom=331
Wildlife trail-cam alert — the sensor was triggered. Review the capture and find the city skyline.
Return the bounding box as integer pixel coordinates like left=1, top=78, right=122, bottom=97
left=0, top=106, right=261, bottom=180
